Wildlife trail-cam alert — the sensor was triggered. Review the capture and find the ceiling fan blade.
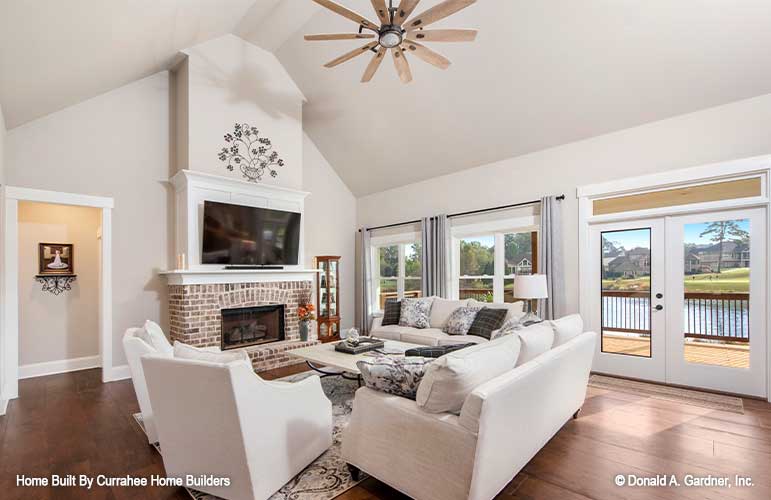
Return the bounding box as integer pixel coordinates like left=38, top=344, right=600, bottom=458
left=405, top=0, right=476, bottom=30
left=404, top=40, right=451, bottom=69
left=370, top=0, right=390, bottom=25
left=305, top=33, right=376, bottom=41
left=395, top=0, right=421, bottom=25
left=311, top=0, right=379, bottom=31
left=324, top=42, right=379, bottom=68
left=407, top=28, right=477, bottom=42
left=391, top=48, right=413, bottom=84
left=362, top=46, right=387, bottom=82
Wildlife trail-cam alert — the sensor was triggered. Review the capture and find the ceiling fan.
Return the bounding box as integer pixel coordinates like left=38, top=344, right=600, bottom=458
left=305, top=0, right=478, bottom=83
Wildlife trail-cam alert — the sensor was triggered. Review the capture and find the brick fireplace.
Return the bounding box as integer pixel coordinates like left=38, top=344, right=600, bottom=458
left=167, top=280, right=318, bottom=371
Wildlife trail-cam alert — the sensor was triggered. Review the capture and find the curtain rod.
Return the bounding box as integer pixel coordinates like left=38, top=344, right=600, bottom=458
left=359, top=194, right=565, bottom=233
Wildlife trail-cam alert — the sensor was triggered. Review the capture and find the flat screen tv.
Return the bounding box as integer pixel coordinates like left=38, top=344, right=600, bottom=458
left=202, top=201, right=301, bottom=266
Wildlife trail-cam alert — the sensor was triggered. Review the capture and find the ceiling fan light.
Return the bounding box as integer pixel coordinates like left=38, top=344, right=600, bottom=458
left=379, top=30, right=403, bottom=48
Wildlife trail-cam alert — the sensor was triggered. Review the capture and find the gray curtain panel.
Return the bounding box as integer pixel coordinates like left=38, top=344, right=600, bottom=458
left=421, top=215, right=449, bottom=298
left=538, top=196, right=565, bottom=320
left=358, top=228, right=374, bottom=334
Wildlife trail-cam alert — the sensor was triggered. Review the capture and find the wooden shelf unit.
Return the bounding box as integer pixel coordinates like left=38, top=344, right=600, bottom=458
left=314, top=255, right=341, bottom=343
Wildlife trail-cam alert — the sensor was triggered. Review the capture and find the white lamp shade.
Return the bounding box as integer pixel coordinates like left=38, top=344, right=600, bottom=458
left=512, top=274, right=548, bottom=299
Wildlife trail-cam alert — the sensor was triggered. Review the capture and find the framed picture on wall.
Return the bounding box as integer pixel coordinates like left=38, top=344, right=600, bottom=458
left=38, top=243, right=74, bottom=275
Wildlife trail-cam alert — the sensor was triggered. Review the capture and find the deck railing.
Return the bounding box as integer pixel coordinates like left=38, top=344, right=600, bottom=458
left=602, top=290, right=749, bottom=343
left=379, top=290, right=422, bottom=310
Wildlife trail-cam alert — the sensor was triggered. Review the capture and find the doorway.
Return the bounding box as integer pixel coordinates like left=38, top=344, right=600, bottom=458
left=588, top=207, right=766, bottom=397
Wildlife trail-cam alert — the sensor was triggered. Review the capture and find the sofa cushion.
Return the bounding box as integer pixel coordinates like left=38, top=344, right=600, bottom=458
left=399, top=297, right=433, bottom=329
left=173, top=342, right=250, bottom=364
left=515, top=323, right=555, bottom=366
left=550, top=314, right=583, bottom=347
left=370, top=325, right=408, bottom=341
left=382, top=299, right=401, bottom=326
left=400, top=328, right=450, bottom=346
left=357, top=356, right=434, bottom=400
left=436, top=335, right=488, bottom=347
left=467, top=307, right=508, bottom=340
left=429, top=298, right=470, bottom=329
left=416, top=334, right=522, bottom=414
left=469, top=299, right=526, bottom=321
left=443, top=306, right=483, bottom=335
left=404, top=343, right=476, bottom=358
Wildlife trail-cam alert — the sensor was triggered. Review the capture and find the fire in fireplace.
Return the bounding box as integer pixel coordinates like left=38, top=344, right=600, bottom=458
left=221, top=305, right=285, bottom=350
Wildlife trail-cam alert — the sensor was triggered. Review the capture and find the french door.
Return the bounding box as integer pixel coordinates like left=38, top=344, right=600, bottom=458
left=588, top=208, right=767, bottom=397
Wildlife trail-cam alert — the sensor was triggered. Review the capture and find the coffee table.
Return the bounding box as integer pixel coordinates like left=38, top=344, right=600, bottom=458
left=289, top=339, right=421, bottom=383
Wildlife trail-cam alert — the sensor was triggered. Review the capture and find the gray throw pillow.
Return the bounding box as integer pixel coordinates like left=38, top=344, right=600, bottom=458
left=443, top=306, right=483, bottom=335
left=381, top=299, right=401, bottom=326
left=467, top=307, right=508, bottom=339
left=404, top=343, right=476, bottom=358
left=399, top=297, right=433, bottom=329
left=357, top=356, right=434, bottom=400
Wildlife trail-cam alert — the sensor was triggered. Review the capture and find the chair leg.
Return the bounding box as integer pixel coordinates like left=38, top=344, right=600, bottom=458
left=347, top=463, right=360, bottom=481
left=573, top=408, right=582, bottom=419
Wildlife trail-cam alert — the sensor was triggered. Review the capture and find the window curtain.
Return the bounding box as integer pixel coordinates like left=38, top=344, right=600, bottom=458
left=421, top=215, right=449, bottom=298
left=538, top=196, right=565, bottom=319
left=358, top=228, right=374, bottom=334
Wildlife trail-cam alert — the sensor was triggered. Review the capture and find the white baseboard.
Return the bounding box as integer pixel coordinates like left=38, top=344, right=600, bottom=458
left=18, top=355, right=101, bottom=379
left=105, top=364, right=131, bottom=382
left=0, top=399, right=8, bottom=416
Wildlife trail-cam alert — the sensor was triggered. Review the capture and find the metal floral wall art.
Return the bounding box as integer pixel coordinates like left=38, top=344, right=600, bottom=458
left=218, top=123, right=285, bottom=182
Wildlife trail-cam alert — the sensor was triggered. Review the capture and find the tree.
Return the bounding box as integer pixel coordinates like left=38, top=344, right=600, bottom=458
left=699, top=220, right=749, bottom=273
left=379, top=245, right=398, bottom=277
left=405, top=243, right=422, bottom=278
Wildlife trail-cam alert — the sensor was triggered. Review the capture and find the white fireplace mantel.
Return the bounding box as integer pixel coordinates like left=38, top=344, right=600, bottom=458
left=160, top=268, right=320, bottom=286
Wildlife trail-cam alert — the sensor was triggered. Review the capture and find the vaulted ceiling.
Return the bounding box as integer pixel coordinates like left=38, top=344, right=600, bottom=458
left=2, top=1, right=771, bottom=197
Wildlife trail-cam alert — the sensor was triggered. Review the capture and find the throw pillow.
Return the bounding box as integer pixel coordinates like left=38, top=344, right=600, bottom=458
left=469, top=299, right=525, bottom=321
left=399, top=297, right=433, bottom=329
left=443, top=306, right=483, bottom=335
left=357, top=356, right=434, bottom=400
left=404, top=343, right=476, bottom=358
left=490, top=317, right=522, bottom=340
left=143, top=320, right=173, bottom=355
left=550, top=314, right=584, bottom=347
left=416, top=334, right=522, bottom=414
left=381, top=299, right=401, bottom=326
left=428, top=297, right=470, bottom=329
left=515, top=322, right=555, bottom=366
left=467, top=307, right=508, bottom=340
left=173, top=341, right=250, bottom=364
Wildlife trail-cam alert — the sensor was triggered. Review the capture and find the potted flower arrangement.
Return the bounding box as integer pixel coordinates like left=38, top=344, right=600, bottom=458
left=297, top=300, right=316, bottom=342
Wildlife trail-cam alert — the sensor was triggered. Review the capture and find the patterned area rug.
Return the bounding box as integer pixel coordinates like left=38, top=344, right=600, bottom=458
left=589, top=374, right=744, bottom=414
left=133, top=373, right=366, bottom=500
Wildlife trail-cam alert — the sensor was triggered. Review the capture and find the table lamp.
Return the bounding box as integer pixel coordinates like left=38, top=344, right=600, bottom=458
left=512, top=274, right=548, bottom=325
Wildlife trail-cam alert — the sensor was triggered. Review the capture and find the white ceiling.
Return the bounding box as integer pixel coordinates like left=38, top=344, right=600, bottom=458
left=2, top=1, right=771, bottom=196
left=0, top=0, right=272, bottom=128
left=276, top=0, right=771, bottom=195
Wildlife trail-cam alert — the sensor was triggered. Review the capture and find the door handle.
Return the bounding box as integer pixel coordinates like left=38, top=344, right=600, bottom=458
left=655, top=305, right=663, bottom=311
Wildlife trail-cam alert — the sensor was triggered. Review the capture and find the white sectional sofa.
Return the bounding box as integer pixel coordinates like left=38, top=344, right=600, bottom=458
left=344, top=316, right=596, bottom=500
left=370, top=297, right=525, bottom=346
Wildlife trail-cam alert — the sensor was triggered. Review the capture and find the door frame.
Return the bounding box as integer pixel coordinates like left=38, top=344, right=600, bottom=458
left=577, top=155, right=771, bottom=401
left=1, top=186, right=114, bottom=413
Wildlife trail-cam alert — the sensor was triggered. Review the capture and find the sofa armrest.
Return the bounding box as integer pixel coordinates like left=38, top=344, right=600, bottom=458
left=370, top=314, right=384, bottom=330
left=342, top=387, right=477, bottom=500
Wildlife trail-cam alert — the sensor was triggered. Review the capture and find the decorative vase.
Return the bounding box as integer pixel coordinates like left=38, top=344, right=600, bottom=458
left=299, top=320, right=310, bottom=341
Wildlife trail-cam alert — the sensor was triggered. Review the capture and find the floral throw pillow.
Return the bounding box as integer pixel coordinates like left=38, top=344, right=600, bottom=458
left=491, top=317, right=522, bottom=340
left=399, top=298, right=433, bottom=329
left=443, top=306, right=483, bottom=335
left=356, top=356, right=434, bottom=400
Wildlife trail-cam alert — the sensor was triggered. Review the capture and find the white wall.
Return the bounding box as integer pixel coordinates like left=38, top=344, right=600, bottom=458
left=0, top=103, right=5, bottom=184
left=181, top=35, right=305, bottom=190
left=18, top=202, right=100, bottom=366
left=302, top=132, right=356, bottom=330
left=357, top=93, right=771, bottom=318
left=5, top=71, right=172, bottom=368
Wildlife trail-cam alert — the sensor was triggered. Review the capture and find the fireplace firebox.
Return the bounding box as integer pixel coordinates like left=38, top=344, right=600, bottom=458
left=221, top=305, right=285, bottom=350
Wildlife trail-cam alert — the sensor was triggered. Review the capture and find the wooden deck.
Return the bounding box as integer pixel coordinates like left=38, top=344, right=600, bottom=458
left=603, top=334, right=750, bottom=368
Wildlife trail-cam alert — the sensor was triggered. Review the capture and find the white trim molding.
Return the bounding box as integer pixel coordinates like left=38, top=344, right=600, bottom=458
left=19, top=355, right=101, bottom=380
left=105, top=364, right=131, bottom=382
left=1, top=186, right=115, bottom=407
left=576, top=154, right=771, bottom=402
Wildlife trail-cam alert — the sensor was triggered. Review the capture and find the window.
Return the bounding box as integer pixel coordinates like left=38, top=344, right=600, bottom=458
left=454, top=228, right=537, bottom=303
left=373, top=240, right=422, bottom=311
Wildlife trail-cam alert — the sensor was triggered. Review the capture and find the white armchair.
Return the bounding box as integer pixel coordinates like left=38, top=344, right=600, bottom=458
left=141, top=355, right=334, bottom=500
left=122, top=325, right=173, bottom=443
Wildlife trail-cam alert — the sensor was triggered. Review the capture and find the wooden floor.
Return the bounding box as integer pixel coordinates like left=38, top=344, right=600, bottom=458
left=603, top=334, right=751, bottom=368
left=1, top=366, right=770, bottom=499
